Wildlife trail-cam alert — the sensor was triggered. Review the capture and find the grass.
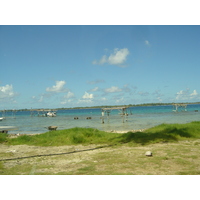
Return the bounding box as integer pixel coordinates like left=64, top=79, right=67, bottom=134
left=1, top=121, right=200, bottom=175
left=119, top=121, right=200, bottom=145
left=1, top=140, right=200, bottom=175
left=53, top=140, right=200, bottom=175
left=1, top=121, right=200, bottom=147
left=6, top=127, right=119, bottom=146
left=0, top=133, right=8, bottom=143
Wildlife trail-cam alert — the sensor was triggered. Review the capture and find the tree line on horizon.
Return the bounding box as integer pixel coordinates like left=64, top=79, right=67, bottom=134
left=1, top=102, right=200, bottom=112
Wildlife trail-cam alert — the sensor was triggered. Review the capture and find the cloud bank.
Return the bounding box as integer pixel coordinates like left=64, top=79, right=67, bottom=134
left=175, top=89, right=199, bottom=101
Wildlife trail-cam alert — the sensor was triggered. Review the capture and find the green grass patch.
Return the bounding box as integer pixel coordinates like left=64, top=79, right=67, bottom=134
left=76, top=165, right=96, bottom=175
left=177, top=170, right=200, bottom=175
left=118, top=121, right=200, bottom=145
left=2, top=121, right=200, bottom=147
left=7, top=127, right=119, bottom=146
left=0, top=162, right=4, bottom=173
left=0, top=162, right=33, bottom=175
left=0, top=132, right=8, bottom=143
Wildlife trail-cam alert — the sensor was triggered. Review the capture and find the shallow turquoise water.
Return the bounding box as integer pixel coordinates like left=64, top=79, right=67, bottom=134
left=1, top=104, right=200, bottom=134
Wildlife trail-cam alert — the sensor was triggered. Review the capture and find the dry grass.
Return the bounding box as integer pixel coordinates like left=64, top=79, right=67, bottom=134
left=1, top=122, right=200, bottom=175
left=1, top=139, right=200, bottom=175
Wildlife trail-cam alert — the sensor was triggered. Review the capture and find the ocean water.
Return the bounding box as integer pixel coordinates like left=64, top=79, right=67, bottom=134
left=1, top=104, right=200, bottom=134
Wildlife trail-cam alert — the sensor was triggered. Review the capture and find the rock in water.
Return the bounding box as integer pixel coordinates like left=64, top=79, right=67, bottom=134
left=48, top=126, right=58, bottom=131
left=145, top=151, right=153, bottom=157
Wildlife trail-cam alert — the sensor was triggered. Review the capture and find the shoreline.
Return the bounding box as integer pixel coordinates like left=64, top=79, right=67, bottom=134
left=1, top=104, right=200, bottom=137
left=1, top=121, right=200, bottom=175
left=2, top=102, right=200, bottom=112
left=7, top=128, right=147, bottom=138
left=107, top=129, right=146, bottom=133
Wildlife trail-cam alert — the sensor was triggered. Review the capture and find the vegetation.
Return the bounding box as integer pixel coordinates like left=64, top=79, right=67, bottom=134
left=6, top=128, right=118, bottom=146
left=1, top=121, right=200, bottom=147
left=43, top=101, right=200, bottom=110
left=1, top=121, right=200, bottom=175
left=120, top=121, right=200, bottom=145
left=0, top=133, right=8, bottom=144
left=2, top=101, right=200, bottom=112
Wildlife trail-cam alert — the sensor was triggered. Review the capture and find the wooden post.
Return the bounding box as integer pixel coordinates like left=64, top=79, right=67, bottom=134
left=101, top=107, right=128, bottom=124
left=107, top=110, right=110, bottom=122
left=122, top=108, right=125, bottom=123
left=101, top=110, right=105, bottom=124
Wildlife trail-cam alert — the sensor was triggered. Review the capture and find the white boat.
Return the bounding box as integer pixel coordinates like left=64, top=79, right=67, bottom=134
left=0, top=117, right=4, bottom=121
left=46, top=111, right=56, bottom=117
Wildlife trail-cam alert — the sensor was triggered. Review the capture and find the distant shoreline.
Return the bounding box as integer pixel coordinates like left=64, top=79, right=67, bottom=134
left=7, top=128, right=147, bottom=137
left=1, top=102, right=200, bottom=112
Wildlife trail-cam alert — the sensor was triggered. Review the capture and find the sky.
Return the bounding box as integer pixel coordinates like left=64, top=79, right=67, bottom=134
left=1, top=25, right=200, bottom=109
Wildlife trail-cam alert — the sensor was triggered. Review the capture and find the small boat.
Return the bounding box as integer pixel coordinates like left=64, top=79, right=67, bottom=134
left=46, top=111, right=56, bottom=117
left=0, top=117, right=4, bottom=121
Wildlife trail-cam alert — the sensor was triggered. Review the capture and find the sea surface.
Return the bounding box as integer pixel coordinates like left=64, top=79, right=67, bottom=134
left=1, top=104, right=200, bottom=134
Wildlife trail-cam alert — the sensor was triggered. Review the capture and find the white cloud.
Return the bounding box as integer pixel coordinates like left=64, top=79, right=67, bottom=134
left=93, top=48, right=130, bottom=67
left=190, top=90, right=198, bottom=98
left=92, top=60, right=97, bottom=65
left=108, top=48, right=129, bottom=65
left=145, top=40, right=150, bottom=46
left=116, top=97, right=124, bottom=103
left=175, top=89, right=199, bottom=101
left=82, top=92, right=94, bottom=99
left=175, top=89, right=189, bottom=100
left=89, top=87, right=99, bottom=92
left=31, top=93, right=51, bottom=104
left=60, top=91, right=75, bottom=105
left=105, top=86, right=122, bottom=93
left=32, top=81, right=74, bottom=106
left=78, top=94, right=94, bottom=104
left=64, top=91, right=75, bottom=99
left=0, top=84, right=16, bottom=99
left=46, top=81, right=67, bottom=93
left=99, top=55, right=107, bottom=65
left=177, top=90, right=184, bottom=95
left=61, top=99, right=73, bottom=105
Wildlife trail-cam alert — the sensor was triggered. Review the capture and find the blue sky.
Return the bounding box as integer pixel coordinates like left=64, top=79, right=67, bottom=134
left=1, top=25, right=200, bottom=109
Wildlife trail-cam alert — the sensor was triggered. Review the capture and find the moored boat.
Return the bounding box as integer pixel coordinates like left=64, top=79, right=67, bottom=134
left=46, top=111, right=56, bottom=117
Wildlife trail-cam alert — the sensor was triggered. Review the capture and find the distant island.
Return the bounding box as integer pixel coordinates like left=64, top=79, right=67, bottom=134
left=1, top=102, right=200, bottom=112
left=60, top=102, right=200, bottom=110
